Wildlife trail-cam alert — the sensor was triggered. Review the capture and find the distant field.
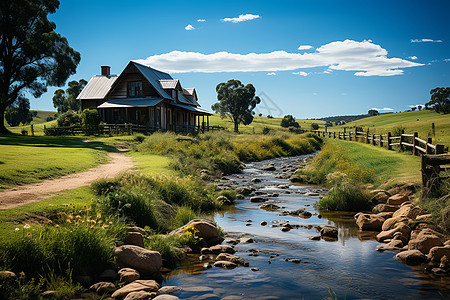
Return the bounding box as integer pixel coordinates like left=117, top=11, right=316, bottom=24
left=5, top=110, right=58, bottom=136
left=209, top=114, right=325, bottom=134
left=326, top=110, right=450, bottom=147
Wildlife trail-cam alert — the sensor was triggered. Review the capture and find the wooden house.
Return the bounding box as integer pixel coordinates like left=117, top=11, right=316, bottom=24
left=77, top=62, right=211, bottom=132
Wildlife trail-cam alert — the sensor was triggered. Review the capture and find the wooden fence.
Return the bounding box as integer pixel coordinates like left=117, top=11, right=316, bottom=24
left=311, top=128, right=446, bottom=156
left=421, top=154, right=450, bottom=197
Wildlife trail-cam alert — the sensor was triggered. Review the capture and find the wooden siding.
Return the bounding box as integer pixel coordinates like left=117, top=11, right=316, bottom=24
left=109, top=73, right=159, bottom=99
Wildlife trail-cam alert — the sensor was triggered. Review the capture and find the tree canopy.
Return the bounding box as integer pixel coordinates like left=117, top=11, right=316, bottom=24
left=53, top=79, right=87, bottom=113
left=426, top=87, right=450, bottom=114
left=211, top=79, right=261, bottom=132
left=0, top=0, right=80, bottom=133
left=368, top=109, right=380, bottom=116
left=280, top=115, right=300, bottom=128
left=5, top=96, right=32, bottom=127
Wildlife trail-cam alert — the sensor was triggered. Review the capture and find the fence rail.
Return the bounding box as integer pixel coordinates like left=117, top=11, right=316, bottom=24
left=421, top=154, right=450, bottom=197
left=311, top=129, right=447, bottom=156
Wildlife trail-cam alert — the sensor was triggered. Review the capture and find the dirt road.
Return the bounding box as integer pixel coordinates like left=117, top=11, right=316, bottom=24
left=0, top=152, right=134, bottom=209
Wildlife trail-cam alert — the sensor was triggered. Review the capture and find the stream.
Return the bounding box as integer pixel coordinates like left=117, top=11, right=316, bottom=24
left=163, top=154, right=450, bottom=299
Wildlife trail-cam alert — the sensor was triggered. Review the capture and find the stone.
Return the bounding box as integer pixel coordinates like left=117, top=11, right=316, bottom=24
left=99, top=269, right=118, bottom=282
left=127, top=226, right=152, bottom=235
left=428, top=245, right=450, bottom=262
left=372, top=204, right=400, bottom=213
left=40, top=291, right=56, bottom=298
left=445, top=240, right=450, bottom=246
left=239, top=237, right=254, bottom=243
left=431, top=268, right=448, bottom=276
left=370, top=192, right=389, bottom=205
left=259, top=203, right=281, bottom=210
left=216, top=195, right=232, bottom=205
left=89, top=282, right=116, bottom=295
left=260, top=221, right=267, bottom=226
left=125, top=232, right=145, bottom=248
left=440, top=255, right=449, bottom=268
left=263, top=164, right=276, bottom=171
left=395, top=250, right=427, bottom=265
left=112, top=280, right=160, bottom=299
left=169, top=219, right=219, bottom=239
left=158, top=286, right=181, bottom=294
left=153, top=295, right=180, bottom=300
left=113, top=245, right=162, bottom=275
left=251, top=178, right=261, bottom=183
left=0, top=271, right=16, bottom=280
left=201, top=245, right=236, bottom=255
left=392, top=204, right=426, bottom=219
left=416, top=214, right=433, bottom=222
left=376, top=224, right=411, bottom=243
left=236, top=187, right=253, bottom=196
left=320, top=226, right=338, bottom=238
left=216, top=253, right=246, bottom=266
left=309, top=236, right=321, bottom=241
left=376, top=239, right=403, bottom=252
left=382, top=216, right=410, bottom=231
left=356, top=214, right=385, bottom=231
left=124, top=291, right=158, bottom=300
left=298, top=211, right=312, bottom=218
left=250, top=268, right=259, bottom=272
left=408, top=230, right=442, bottom=254
left=213, top=260, right=238, bottom=269
left=118, top=268, right=141, bottom=283
left=250, top=196, right=269, bottom=203
left=387, top=194, right=409, bottom=205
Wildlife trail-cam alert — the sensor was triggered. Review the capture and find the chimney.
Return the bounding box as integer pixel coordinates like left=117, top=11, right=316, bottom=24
left=101, top=66, right=110, bottom=76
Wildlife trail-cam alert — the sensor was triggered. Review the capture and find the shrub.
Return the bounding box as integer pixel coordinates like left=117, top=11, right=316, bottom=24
left=144, top=235, right=184, bottom=267
left=57, top=111, right=81, bottom=127
left=81, top=109, right=100, bottom=134
left=311, top=123, right=319, bottom=130
left=280, top=115, right=300, bottom=128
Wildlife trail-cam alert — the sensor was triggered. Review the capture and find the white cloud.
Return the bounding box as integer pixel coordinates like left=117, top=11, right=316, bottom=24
left=134, top=39, right=424, bottom=76
left=371, top=107, right=394, bottom=111
left=444, top=59, right=450, bottom=62
left=292, top=71, right=309, bottom=76
left=408, top=104, right=425, bottom=109
left=185, top=24, right=195, bottom=31
left=411, top=38, right=442, bottom=43
left=267, top=72, right=277, bottom=76
left=197, top=19, right=206, bottom=22
left=408, top=56, right=418, bottom=60
left=298, top=45, right=313, bottom=50
left=221, top=14, right=260, bottom=23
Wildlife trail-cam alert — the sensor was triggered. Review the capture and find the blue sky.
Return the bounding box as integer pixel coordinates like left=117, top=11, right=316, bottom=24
left=30, top=0, right=450, bottom=118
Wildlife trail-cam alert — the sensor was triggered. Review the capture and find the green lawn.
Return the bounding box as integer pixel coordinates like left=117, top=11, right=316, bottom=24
left=327, top=110, right=450, bottom=147
left=0, top=135, right=115, bottom=190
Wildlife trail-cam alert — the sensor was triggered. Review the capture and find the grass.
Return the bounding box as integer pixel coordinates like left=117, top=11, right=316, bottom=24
left=0, top=135, right=115, bottom=190
left=327, top=110, right=450, bottom=148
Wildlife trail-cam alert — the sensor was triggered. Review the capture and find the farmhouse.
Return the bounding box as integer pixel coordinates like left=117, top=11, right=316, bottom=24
left=77, top=61, right=212, bottom=132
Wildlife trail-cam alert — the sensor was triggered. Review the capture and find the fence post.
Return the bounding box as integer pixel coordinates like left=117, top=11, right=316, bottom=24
left=30, top=124, right=34, bottom=136
left=413, top=132, right=418, bottom=155
left=333, top=132, right=336, bottom=139
left=426, top=138, right=432, bottom=154
left=432, top=123, right=435, bottom=136
left=387, top=132, right=392, bottom=150
left=355, top=128, right=358, bottom=142
left=436, top=144, right=445, bottom=154
left=344, top=128, right=347, bottom=140
left=380, top=134, right=383, bottom=147
left=366, top=128, right=370, bottom=144
left=400, top=130, right=404, bottom=151
left=372, top=134, right=376, bottom=146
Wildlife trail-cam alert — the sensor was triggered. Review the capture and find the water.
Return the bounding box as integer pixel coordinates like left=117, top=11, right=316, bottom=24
left=163, top=155, right=450, bottom=299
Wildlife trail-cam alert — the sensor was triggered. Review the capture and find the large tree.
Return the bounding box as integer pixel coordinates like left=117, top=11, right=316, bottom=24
left=5, top=95, right=32, bottom=126
left=53, top=79, right=87, bottom=113
left=426, top=87, right=450, bottom=114
left=0, top=0, right=80, bottom=133
left=212, top=79, right=261, bottom=132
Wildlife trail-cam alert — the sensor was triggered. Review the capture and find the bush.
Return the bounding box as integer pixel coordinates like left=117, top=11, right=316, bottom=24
left=81, top=109, right=100, bottom=134
left=57, top=111, right=81, bottom=127
left=280, top=115, right=300, bottom=128
left=311, top=123, right=319, bottom=130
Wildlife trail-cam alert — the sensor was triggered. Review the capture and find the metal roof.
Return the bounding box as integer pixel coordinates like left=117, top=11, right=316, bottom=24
left=131, top=62, right=173, bottom=100
left=183, top=88, right=195, bottom=96
left=97, top=97, right=163, bottom=108
left=159, top=79, right=180, bottom=89
left=77, top=75, right=118, bottom=100
left=170, top=103, right=212, bottom=115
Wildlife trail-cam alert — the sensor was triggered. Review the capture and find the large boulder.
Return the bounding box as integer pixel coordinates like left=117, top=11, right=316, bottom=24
left=408, top=230, right=442, bottom=254
left=124, top=291, right=158, bottom=300
left=381, top=216, right=410, bottom=231
left=320, top=226, right=338, bottom=238
left=201, top=244, right=236, bottom=255
left=124, top=232, right=145, bottom=248
left=356, top=214, right=385, bottom=231
left=392, top=204, right=426, bottom=219
left=112, top=280, right=160, bottom=299
left=118, top=268, right=140, bottom=283
left=372, top=204, right=400, bottom=213
left=250, top=196, right=269, bottom=203
left=113, top=245, right=162, bottom=275
left=89, top=282, right=116, bottom=295
left=428, top=245, right=450, bottom=262
left=169, top=219, right=219, bottom=239
left=370, top=192, right=389, bottom=205
left=395, top=250, right=427, bottom=265
left=387, top=194, right=409, bottom=205
left=236, top=187, right=253, bottom=196
left=216, top=253, right=247, bottom=266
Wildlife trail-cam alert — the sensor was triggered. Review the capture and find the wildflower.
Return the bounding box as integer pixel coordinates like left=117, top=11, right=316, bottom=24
left=66, top=219, right=71, bottom=223
left=23, top=223, right=31, bottom=229
left=55, top=224, right=59, bottom=228
left=15, top=228, right=19, bottom=231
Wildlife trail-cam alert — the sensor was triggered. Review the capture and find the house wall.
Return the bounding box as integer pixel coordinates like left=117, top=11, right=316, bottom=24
left=82, top=99, right=107, bottom=111
left=109, top=73, right=159, bottom=99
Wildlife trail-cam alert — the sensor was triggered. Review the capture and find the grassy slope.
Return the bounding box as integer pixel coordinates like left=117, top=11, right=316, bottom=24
left=5, top=110, right=58, bottom=136
left=328, top=110, right=450, bottom=147
left=0, top=135, right=115, bottom=190
left=331, top=139, right=421, bottom=185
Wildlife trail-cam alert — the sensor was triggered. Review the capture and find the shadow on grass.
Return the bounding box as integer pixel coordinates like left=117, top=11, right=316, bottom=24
left=0, top=135, right=118, bottom=153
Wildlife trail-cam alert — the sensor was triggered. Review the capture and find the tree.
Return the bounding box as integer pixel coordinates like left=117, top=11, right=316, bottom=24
left=53, top=79, right=87, bottom=113
left=368, top=109, right=380, bottom=116
left=5, top=95, right=32, bottom=126
left=212, top=79, right=261, bottom=132
left=0, top=0, right=80, bottom=133
left=280, top=115, right=300, bottom=128
left=426, top=87, right=450, bottom=114
left=311, top=123, right=319, bottom=130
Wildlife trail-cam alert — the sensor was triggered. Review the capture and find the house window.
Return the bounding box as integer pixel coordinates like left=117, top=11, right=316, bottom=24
left=128, top=81, right=143, bottom=97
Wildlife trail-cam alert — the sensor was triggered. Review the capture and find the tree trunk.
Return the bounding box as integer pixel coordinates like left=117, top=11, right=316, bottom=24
left=0, top=107, right=10, bottom=134
left=234, top=121, right=239, bottom=133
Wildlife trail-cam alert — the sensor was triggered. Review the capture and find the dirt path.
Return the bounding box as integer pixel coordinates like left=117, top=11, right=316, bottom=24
left=0, top=152, right=134, bottom=210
